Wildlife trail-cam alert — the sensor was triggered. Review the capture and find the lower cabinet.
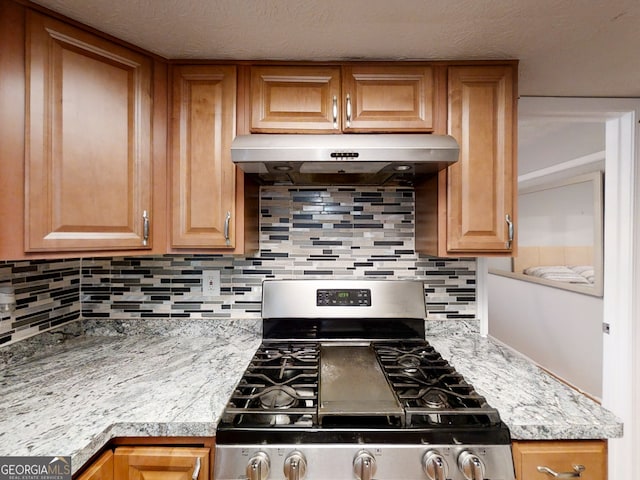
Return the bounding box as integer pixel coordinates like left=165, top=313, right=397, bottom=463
left=76, top=450, right=113, bottom=480
left=114, top=447, right=209, bottom=480
left=76, top=444, right=212, bottom=480
left=511, top=440, right=607, bottom=480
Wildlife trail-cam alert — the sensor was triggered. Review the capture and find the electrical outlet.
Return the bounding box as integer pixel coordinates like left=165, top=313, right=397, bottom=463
left=202, top=270, right=220, bottom=297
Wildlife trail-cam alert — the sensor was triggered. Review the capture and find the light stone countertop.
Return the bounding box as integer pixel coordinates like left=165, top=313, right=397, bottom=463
left=0, top=319, right=622, bottom=474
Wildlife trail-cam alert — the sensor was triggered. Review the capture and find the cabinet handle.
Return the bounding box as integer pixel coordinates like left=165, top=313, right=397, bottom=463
left=191, top=457, right=201, bottom=480
left=537, top=464, right=585, bottom=478
left=142, top=210, right=150, bottom=246
left=505, top=213, right=513, bottom=249
left=332, top=95, right=338, bottom=129
left=224, top=211, right=231, bottom=246
left=345, top=93, right=352, bottom=128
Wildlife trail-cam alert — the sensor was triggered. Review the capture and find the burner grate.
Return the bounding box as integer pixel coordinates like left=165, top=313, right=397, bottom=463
left=373, top=341, right=503, bottom=427
left=221, top=342, right=320, bottom=427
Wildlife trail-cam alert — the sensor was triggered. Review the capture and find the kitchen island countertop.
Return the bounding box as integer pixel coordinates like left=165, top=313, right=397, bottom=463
left=0, top=319, right=622, bottom=474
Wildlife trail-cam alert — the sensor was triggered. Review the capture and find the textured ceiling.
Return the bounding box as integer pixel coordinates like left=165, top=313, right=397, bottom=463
left=30, top=0, right=640, bottom=97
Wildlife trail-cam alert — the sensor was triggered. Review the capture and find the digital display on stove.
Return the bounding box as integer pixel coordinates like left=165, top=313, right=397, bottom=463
left=316, top=289, right=371, bottom=306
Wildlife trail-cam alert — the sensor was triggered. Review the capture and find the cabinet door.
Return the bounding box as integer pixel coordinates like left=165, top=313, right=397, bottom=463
left=342, top=65, right=435, bottom=132
left=171, top=65, right=237, bottom=248
left=76, top=450, right=113, bottom=480
left=114, top=447, right=209, bottom=480
left=25, top=11, right=152, bottom=252
left=250, top=66, right=341, bottom=132
left=512, top=440, right=607, bottom=480
left=446, top=65, right=516, bottom=253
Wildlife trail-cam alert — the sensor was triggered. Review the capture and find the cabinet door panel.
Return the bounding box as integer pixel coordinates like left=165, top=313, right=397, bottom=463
left=25, top=11, right=152, bottom=252
left=512, top=440, right=606, bottom=480
left=343, top=65, right=434, bottom=131
left=114, top=447, right=209, bottom=480
left=250, top=66, right=341, bottom=132
left=171, top=65, right=237, bottom=248
left=76, top=450, right=113, bottom=480
left=447, top=65, right=515, bottom=253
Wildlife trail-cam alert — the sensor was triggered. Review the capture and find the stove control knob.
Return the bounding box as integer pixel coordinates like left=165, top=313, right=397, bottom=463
left=246, top=452, right=270, bottom=480
left=458, top=450, right=485, bottom=480
left=422, top=450, right=448, bottom=480
left=353, top=450, right=377, bottom=480
left=283, top=451, right=307, bottom=480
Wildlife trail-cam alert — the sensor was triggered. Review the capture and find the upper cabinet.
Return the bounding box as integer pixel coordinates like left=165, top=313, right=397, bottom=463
left=1, top=1, right=517, bottom=259
left=250, top=65, right=340, bottom=133
left=249, top=64, right=436, bottom=133
left=170, top=65, right=238, bottom=249
left=447, top=65, right=516, bottom=253
left=342, top=65, right=436, bottom=132
left=416, top=64, right=517, bottom=257
left=24, top=11, right=154, bottom=252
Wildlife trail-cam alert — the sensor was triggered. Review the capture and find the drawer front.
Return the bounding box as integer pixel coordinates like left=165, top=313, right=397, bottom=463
left=512, top=440, right=606, bottom=480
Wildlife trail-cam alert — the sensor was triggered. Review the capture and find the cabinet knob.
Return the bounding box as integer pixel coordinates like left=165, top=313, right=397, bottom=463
left=142, top=210, right=150, bottom=246
left=191, top=457, right=201, bottom=480
left=345, top=93, right=352, bottom=128
left=505, top=213, right=514, bottom=249
left=537, top=464, right=585, bottom=478
left=224, top=211, right=231, bottom=246
left=332, top=95, right=338, bottom=129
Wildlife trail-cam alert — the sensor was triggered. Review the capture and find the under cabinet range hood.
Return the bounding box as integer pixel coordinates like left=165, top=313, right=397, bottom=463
left=230, top=134, right=459, bottom=186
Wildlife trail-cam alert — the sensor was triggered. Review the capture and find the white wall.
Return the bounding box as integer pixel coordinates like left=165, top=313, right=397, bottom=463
left=519, top=180, right=596, bottom=247
left=486, top=96, right=640, bottom=480
left=487, top=112, right=606, bottom=399
left=488, top=273, right=603, bottom=398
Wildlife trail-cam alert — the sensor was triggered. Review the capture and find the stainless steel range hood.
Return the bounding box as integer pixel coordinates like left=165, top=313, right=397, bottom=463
left=231, top=134, right=459, bottom=186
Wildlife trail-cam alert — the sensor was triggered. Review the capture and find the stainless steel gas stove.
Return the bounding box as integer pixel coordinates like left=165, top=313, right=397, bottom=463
left=215, top=280, right=515, bottom=480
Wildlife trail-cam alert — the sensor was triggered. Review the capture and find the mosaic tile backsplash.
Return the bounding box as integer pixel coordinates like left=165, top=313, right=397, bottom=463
left=0, top=187, right=476, bottom=346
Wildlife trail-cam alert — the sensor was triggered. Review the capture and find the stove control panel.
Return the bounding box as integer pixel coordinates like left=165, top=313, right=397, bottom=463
left=215, top=444, right=515, bottom=480
left=316, top=289, right=371, bottom=307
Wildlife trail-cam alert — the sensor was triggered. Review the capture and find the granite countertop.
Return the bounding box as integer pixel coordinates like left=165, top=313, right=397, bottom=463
left=0, top=319, right=622, bottom=474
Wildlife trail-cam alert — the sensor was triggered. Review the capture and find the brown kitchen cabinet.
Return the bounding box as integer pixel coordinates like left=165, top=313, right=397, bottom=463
left=170, top=65, right=236, bottom=249
left=73, top=438, right=215, bottom=480
left=416, top=63, right=517, bottom=257
left=113, top=447, right=209, bottom=480
left=511, top=440, right=607, bottom=480
left=250, top=65, right=340, bottom=132
left=250, top=64, right=436, bottom=133
left=75, top=450, right=113, bottom=480
left=24, top=11, right=156, bottom=253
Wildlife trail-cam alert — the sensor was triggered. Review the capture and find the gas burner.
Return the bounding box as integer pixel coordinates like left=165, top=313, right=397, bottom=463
left=259, top=385, right=299, bottom=409
left=397, top=354, right=421, bottom=373
left=419, top=389, right=451, bottom=409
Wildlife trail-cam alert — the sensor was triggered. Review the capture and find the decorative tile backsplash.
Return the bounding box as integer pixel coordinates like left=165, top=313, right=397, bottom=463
left=0, top=259, right=81, bottom=345
left=0, top=187, right=476, bottom=346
